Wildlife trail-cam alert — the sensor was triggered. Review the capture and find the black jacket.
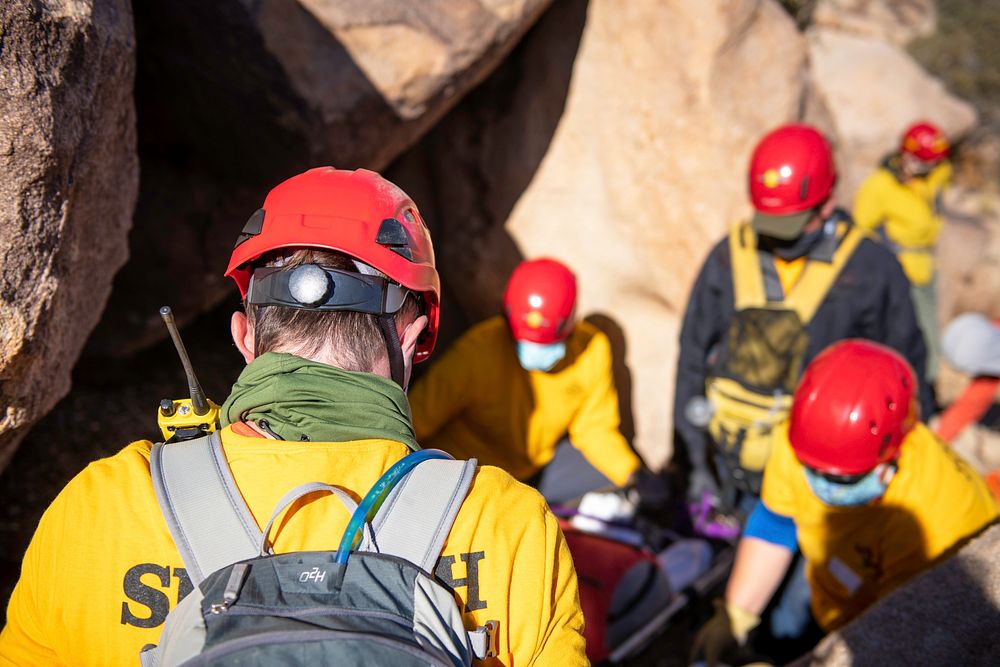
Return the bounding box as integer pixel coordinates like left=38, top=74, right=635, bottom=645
left=673, top=220, right=931, bottom=472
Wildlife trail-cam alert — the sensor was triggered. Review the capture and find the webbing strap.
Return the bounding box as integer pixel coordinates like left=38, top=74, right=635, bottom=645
left=758, top=255, right=785, bottom=302
left=259, top=482, right=360, bottom=556
left=730, top=223, right=768, bottom=312
left=729, top=222, right=866, bottom=324
left=370, top=458, right=478, bottom=573
left=150, top=433, right=262, bottom=585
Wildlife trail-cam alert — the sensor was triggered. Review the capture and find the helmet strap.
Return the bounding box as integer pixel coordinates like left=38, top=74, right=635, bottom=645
left=253, top=304, right=263, bottom=359
left=378, top=314, right=406, bottom=389
left=876, top=461, right=898, bottom=486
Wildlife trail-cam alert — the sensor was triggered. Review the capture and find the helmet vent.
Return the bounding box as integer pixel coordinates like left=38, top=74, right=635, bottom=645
left=234, top=208, right=266, bottom=248
left=799, top=175, right=810, bottom=201
left=403, top=208, right=421, bottom=226
left=869, top=420, right=879, bottom=435
left=376, top=218, right=414, bottom=261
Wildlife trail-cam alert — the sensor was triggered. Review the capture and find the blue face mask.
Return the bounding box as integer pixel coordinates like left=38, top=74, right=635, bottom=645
left=516, top=340, right=566, bottom=372
left=803, top=465, right=893, bottom=507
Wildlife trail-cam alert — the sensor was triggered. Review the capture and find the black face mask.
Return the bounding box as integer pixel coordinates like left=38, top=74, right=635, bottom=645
left=758, top=226, right=825, bottom=261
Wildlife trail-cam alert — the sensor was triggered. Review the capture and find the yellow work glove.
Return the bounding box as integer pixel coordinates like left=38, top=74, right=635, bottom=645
left=690, top=599, right=761, bottom=667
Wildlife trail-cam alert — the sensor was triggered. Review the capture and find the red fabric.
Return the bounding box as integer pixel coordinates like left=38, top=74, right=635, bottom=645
left=935, top=377, right=1000, bottom=442
left=986, top=470, right=1000, bottom=504
left=560, top=521, right=658, bottom=663
left=230, top=421, right=263, bottom=438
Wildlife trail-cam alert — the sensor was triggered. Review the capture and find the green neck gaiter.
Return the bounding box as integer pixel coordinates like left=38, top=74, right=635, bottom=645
left=221, top=352, right=418, bottom=450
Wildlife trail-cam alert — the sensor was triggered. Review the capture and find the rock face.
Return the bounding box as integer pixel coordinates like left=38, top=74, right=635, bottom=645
left=0, top=0, right=138, bottom=468
left=811, top=0, right=936, bottom=45
left=392, top=0, right=820, bottom=467
left=806, top=26, right=977, bottom=201
left=937, top=186, right=1000, bottom=324
left=87, top=0, right=554, bottom=357
left=791, top=523, right=1000, bottom=667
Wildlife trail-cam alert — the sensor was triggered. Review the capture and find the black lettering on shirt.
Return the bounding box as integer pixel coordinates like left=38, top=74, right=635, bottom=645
left=436, top=551, right=487, bottom=612
left=120, top=564, right=170, bottom=628
left=174, top=567, right=193, bottom=604
left=120, top=564, right=191, bottom=628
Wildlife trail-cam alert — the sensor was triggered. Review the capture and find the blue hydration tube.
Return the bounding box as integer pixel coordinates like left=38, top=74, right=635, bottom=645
left=335, top=448, right=454, bottom=565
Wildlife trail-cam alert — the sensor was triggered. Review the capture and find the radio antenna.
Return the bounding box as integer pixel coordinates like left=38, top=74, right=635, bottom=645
left=160, top=306, right=210, bottom=416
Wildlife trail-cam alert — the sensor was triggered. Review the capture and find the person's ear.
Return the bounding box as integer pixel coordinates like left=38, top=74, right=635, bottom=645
left=399, top=314, right=429, bottom=390
left=231, top=311, right=255, bottom=363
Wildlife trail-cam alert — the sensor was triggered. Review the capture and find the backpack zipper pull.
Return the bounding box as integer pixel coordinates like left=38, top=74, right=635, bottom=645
left=209, top=563, right=250, bottom=614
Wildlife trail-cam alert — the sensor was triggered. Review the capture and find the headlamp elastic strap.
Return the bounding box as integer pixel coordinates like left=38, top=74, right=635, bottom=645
left=247, top=265, right=408, bottom=315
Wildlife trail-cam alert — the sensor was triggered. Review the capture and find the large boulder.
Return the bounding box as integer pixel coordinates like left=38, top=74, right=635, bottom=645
left=0, top=0, right=138, bottom=469
left=87, top=0, right=554, bottom=357
left=392, top=0, right=820, bottom=467
left=806, top=26, right=977, bottom=201
left=791, top=523, right=1000, bottom=666
left=811, top=0, right=936, bottom=45
left=937, top=186, right=1000, bottom=324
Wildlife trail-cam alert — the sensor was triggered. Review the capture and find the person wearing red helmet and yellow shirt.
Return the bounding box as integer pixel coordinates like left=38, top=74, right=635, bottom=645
left=854, top=121, right=953, bottom=380
left=691, top=340, right=998, bottom=666
left=409, top=258, right=662, bottom=505
left=0, top=169, right=586, bottom=666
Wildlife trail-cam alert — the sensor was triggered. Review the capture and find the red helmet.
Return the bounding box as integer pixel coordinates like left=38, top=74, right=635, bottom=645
left=789, top=340, right=918, bottom=476
left=900, top=121, right=949, bottom=163
left=749, top=124, right=836, bottom=215
left=225, top=167, right=440, bottom=362
left=503, top=259, right=577, bottom=344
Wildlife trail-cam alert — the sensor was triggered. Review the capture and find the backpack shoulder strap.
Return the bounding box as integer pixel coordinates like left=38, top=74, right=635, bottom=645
left=785, top=225, right=866, bottom=323
left=150, top=432, right=263, bottom=584
left=729, top=222, right=768, bottom=310
left=369, top=458, right=478, bottom=573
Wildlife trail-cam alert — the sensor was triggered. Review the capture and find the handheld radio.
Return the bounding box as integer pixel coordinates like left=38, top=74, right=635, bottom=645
left=156, top=306, right=221, bottom=442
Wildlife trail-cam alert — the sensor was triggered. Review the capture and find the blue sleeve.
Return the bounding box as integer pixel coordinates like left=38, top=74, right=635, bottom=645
left=743, top=500, right=798, bottom=551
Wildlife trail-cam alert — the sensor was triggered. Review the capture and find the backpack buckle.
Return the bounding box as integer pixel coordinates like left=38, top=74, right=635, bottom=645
left=483, top=620, right=499, bottom=659
left=470, top=620, right=500, bottom=659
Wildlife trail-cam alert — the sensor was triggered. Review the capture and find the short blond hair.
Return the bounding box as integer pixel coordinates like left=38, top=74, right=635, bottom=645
left=245, top=248, right=420, bottom=372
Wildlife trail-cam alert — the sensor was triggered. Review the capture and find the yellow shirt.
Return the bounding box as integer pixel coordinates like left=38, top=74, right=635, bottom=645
left=409, top=317, right=641, bottom=486
left=762, top=422, right=998, bottom=631
left=852, top=161, right=952, bottom=286
left=0, top=427, right=586, bottom=666
left=773, top=256, right=806, bottom=295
